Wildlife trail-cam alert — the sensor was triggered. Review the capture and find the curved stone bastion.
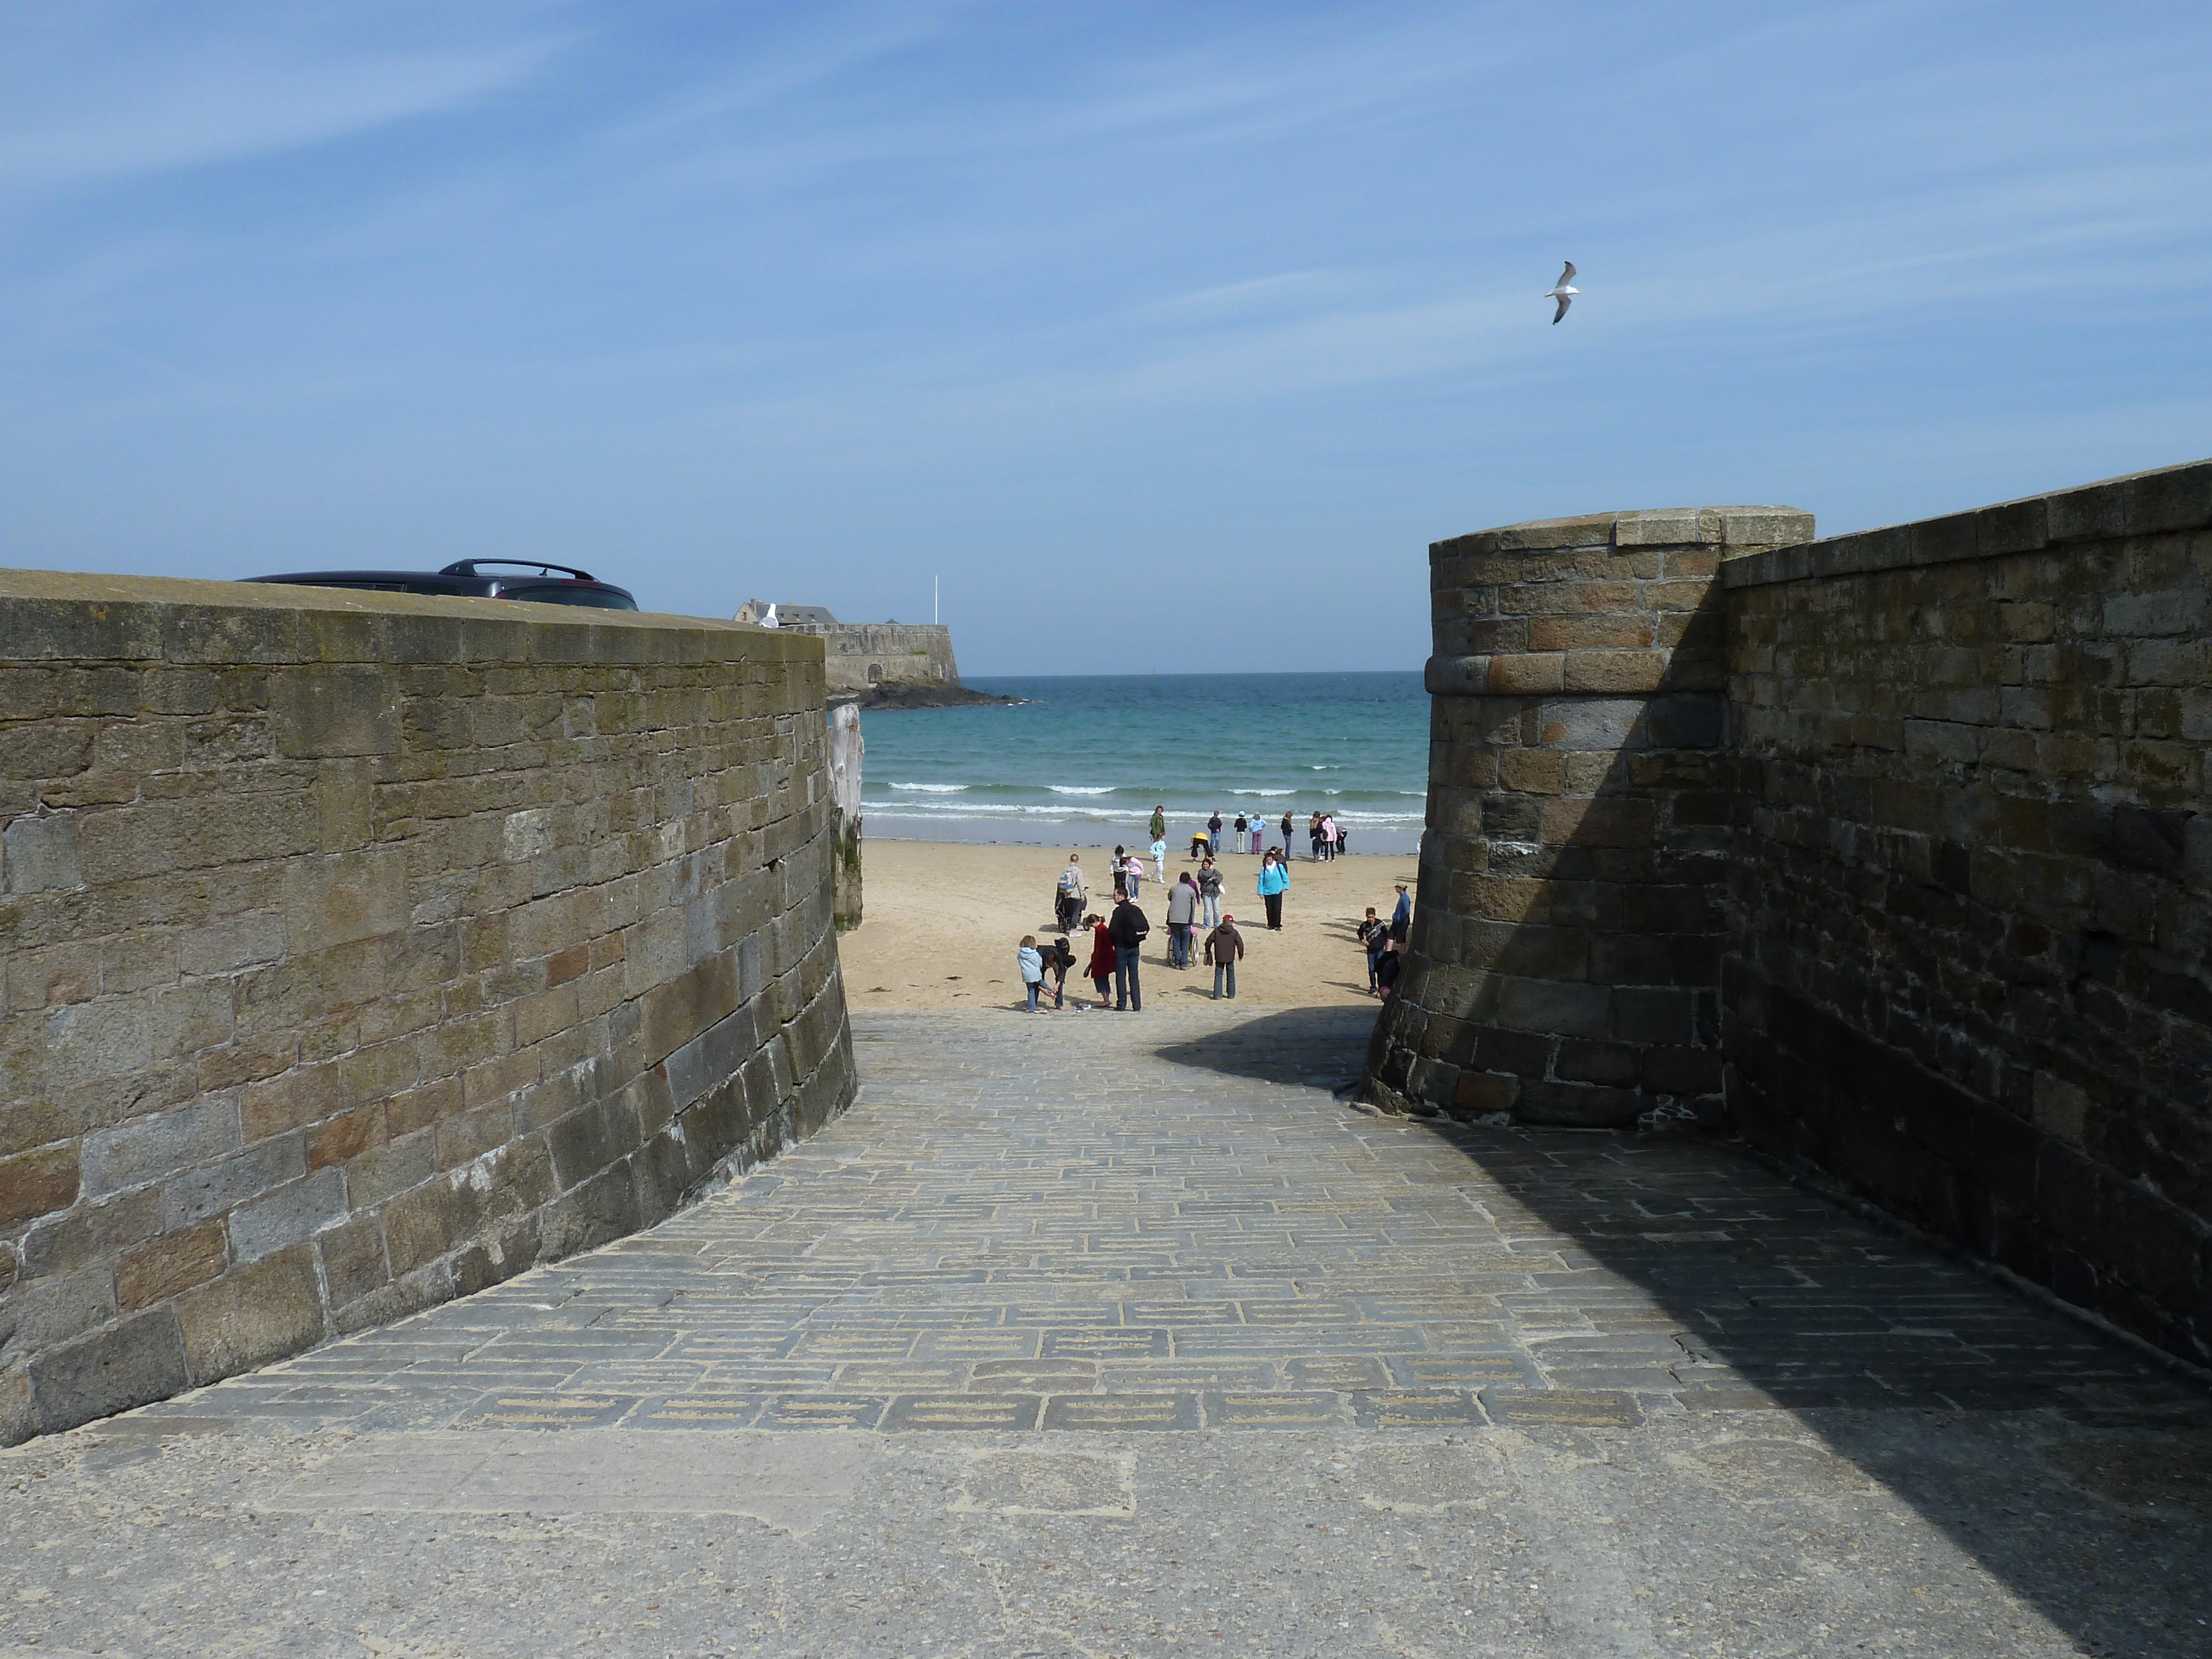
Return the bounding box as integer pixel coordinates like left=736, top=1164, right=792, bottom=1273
left=1364, top=505, right=1813, bottom=1129
left=1, top=572, right=854, bottom=1442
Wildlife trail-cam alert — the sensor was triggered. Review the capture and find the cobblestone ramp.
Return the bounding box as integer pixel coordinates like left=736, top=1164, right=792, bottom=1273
left=4, top=1006, right=2209, bottom=1657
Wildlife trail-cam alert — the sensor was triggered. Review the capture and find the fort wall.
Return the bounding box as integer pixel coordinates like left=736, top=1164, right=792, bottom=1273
left=1722, top=464, right=2210, bottom=1364
left=812, top=622, right=958, bottom=692
left=1, top=573, right=856, bottom=1441
left=1364, top=460, right=2211, bottom=1365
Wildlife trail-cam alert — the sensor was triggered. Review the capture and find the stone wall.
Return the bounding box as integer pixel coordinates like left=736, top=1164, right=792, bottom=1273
left=1363, top=507, right=1813, bottom=1128
left=815, top=622, right=959, bottom=693
left=1, top=572, right=856, bottom=1442
left=1723, top=461, right=2210, bottom=1364
left=1363, top=459, right=2210, bottom=1366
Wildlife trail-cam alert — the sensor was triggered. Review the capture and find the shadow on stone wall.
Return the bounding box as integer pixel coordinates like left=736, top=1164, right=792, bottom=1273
left=1361, top=510, right=1767, bottom=1130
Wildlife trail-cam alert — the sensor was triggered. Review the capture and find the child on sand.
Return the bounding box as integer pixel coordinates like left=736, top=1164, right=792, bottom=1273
left=1017, top=935, right=1046, bottom=1013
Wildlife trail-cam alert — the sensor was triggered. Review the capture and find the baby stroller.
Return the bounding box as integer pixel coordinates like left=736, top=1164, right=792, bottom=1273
left=1053, top=881, right=1083, bottom=935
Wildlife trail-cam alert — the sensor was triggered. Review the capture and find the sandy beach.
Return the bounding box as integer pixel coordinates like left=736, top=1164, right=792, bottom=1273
left=838, top=837, right=1420, bottom=1012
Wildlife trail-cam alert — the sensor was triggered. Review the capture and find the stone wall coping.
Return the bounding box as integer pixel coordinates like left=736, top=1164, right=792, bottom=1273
left=1431, top=506, right=1814, bottom=561
left=0, top=567, right=820, bottom=666
left=1721, top=456, right=2212, bottom=589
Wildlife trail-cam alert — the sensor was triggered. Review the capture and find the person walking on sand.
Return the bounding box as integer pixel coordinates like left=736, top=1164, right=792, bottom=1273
left=1319, top=812, right=1338, bottom=862
left=1017, top=935, right=1047, bottom=1013
left=1208, top=809, right=1223, bottom=851
left=1085, top=913, right=1114, bottom=1008
left=1197, top=856, right=1223, bottom=927
left=1390, top=882, right=1412, bottom=944
left=1308, top=811, right=1324, bottom=862
left=1256, top=847, right=1290, bottom=930
left=1204, top=912, right=1244, bottom=1000
left=1280, top=809, right=1294, bottom=858
left=1166, top=870, right=1199, bottom=968
left=1358, top=906, right=1388, bottom=994
left=1108, top=890, right=1150, bottom=1010
left=1112, top=845, right=1128, bottom=901
left=1124, top=848, right=1147, bottom=902
left=1057, top=854, right=1088, bottom=935
left=1150, top=804, right=1167, bottom=843
left=1149, top=832, right=1168, bottom=886
left=1233, top=811, right=1248, bottom=853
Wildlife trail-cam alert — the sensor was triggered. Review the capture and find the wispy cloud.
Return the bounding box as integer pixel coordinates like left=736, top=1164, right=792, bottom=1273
left=3, top=0, right=2210, bottom=670
left=0, top=2, right=573, bottom=196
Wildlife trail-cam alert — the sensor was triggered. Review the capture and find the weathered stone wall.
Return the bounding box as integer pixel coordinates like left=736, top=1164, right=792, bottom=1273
left=812, top=623, right=958, bottom=692
left=1, top=572, right=856, bottom=1442
left=1364, top=507, right=1812, bottom=1128
left=1363, top=458, right=2211, bottom=1366
left=1722, top=461, right=2210, bottom=1364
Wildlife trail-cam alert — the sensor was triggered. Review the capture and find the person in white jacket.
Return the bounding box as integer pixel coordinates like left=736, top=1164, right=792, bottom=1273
left=1017, top=936, right=1046, bottom=1013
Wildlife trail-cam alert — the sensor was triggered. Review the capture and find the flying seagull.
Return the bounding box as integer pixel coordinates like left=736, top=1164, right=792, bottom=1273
left=1546, top=262, right=1578, bottom=324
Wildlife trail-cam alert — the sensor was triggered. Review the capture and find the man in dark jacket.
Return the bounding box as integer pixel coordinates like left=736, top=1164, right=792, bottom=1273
left=1107, top=895, right=1150, bottom=1011
left=1203, top=913, right=1245, bottom=1001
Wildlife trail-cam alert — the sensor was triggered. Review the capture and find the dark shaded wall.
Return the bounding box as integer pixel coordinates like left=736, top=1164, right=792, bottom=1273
left=1364, top=507, right=1813, bottom=1127
left=2, top=572, right=857, bottom=1442
left=1723, top=462, right=2210, bottom=1365
left=1364, top=459, right=2210, bottom=1366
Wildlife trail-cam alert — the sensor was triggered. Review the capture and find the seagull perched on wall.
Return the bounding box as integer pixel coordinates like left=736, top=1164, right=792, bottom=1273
left=760, top=604, right=779, bottom=629
left=1546, top=262, right=1578, bottom=324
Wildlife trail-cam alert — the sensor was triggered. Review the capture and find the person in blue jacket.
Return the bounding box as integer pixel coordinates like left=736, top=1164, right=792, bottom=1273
left=1256, top=848, right=1291, bottom=931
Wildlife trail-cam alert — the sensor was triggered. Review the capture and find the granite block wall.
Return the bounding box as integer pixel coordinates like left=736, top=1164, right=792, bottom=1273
left=1722, top=460, right=2211, bottom=1364
left=1363, top=506, right=1813, bottom=1128
left=1363, top=458, right=2211, bottom=1366
left=1, top=572, right=856, bottom=1442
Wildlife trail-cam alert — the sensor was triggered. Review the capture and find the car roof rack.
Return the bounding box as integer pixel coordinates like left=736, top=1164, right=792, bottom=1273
left=440, top=560, right=599, bottom=581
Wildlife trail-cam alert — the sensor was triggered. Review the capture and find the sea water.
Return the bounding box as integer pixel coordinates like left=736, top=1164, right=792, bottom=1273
left=857, top=671, right=1429, bottom=852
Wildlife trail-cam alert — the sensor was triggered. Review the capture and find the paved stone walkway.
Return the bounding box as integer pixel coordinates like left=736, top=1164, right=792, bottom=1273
left=3, top=1005, right=2209, bottom=1657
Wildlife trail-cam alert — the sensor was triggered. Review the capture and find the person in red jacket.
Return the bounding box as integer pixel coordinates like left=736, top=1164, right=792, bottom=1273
left=1084, top=914, right=1114, bottom=1008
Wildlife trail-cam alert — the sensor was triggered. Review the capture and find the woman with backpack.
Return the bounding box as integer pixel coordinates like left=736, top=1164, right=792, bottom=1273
left=1056, top=854, right=1087, bottom=935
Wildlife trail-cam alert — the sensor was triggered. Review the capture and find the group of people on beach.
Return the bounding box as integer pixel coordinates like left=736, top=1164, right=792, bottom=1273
left=1174, top=804, right=1344, bottom=863
left=1015, top=806, right=1411, bottom=1013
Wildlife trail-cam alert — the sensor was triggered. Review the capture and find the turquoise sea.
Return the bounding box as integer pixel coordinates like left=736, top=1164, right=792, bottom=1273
left=857, top=672, right=1430, bottom=852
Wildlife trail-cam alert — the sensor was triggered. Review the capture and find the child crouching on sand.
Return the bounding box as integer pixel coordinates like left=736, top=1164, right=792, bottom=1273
left=1017, top=935, right=1047, bottom=1013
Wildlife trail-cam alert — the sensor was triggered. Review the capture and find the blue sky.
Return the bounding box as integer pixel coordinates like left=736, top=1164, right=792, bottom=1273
left=4, top=2, right=2209, bottom=672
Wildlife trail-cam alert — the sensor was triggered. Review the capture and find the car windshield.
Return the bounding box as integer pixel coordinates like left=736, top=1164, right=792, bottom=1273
left=501, top=584, right=639, bottom=611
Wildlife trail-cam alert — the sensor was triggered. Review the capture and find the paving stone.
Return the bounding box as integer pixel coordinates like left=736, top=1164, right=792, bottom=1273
left=14, top=1005, right=2208, bottom=1657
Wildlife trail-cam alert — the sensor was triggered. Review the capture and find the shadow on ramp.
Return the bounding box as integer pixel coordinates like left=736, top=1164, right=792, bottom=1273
left=1150, top=1004, right=1380, bottom=1088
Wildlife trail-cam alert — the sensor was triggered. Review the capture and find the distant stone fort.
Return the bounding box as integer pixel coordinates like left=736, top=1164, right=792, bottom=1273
left=733, top=601, right=960, bottom=693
